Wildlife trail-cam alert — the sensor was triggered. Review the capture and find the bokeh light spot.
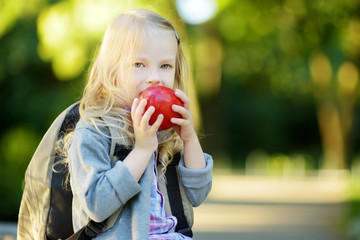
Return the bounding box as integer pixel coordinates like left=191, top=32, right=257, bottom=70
left=176, top=0, right=218, bottom=25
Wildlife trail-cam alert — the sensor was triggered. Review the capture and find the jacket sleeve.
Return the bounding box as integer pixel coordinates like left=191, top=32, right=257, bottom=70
left=68, top=121, right=142, bottom=222
left=177, top=153, right=213, bottom=207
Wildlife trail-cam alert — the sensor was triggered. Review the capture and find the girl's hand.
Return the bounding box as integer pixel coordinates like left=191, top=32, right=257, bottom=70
left=171, top=90, right=206, bottom=170
left=131, top=98, right=163, bottom=153
left=123, top=98, right=163, bottom=181
left=171, top=89, right=197, bottom=143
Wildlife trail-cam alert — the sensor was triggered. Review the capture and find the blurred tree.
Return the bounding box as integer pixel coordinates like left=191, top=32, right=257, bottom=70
left=189, top=0, right=360, bottom=169
left=0, top=0, right=84, bottom=221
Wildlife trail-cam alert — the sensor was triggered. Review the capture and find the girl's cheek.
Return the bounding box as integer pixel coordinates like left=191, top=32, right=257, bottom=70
left=134, top=83, right=143, bottom=97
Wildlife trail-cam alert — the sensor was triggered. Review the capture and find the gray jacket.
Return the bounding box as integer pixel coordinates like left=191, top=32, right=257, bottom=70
left=68, top=119, right=213, bottom=239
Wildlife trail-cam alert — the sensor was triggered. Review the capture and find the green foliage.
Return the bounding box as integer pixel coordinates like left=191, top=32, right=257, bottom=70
left=190, top=0, right=360, bottom=169
left=0, top=127, right=39, bottom=221
left=0, top=0, right=84, bottom=221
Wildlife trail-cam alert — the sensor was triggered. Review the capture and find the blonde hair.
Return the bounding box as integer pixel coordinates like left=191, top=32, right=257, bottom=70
left=58, top=9, right=189, bottom=176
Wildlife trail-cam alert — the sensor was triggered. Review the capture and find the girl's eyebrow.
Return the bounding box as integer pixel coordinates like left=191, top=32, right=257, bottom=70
left=161, top=58, right=176, bottom=62
left=135, top=56, right=147, bottom=61
left=136, top=56, right=176, bottom=62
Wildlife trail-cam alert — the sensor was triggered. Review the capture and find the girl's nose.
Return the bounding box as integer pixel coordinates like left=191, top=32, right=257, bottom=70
left=146, top=69, right=161, bottom=85
left=147, top=78, right=161, bottom=85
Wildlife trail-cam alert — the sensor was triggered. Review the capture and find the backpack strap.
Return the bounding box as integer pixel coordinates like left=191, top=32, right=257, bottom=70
left=165, top=152, right=193, bottom=237
left=47, top=102, right=81, bottom=240
left=65, top=220, right=105, bottom=240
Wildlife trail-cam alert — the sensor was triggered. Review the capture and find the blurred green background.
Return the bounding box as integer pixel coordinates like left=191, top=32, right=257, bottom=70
left=1, top=0, right=360, bottom=233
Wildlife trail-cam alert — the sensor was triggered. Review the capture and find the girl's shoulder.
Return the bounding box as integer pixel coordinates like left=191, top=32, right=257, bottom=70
left=74, top=117, right=111, bottom=140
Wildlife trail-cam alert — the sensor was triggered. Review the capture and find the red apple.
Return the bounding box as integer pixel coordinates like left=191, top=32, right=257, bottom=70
left=139, top=86, right=184, bottom=131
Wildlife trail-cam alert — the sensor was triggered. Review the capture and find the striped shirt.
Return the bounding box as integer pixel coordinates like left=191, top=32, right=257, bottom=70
left=149, top=153, right=191, bottom=240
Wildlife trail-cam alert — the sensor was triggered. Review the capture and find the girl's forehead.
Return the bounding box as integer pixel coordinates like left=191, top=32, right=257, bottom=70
left=144, top=27, right=177, bottom=42
left=135, top=27, right=178, bottom=57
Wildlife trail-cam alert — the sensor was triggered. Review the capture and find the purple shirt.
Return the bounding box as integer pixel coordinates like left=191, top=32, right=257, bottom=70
left=148, top=153, right=192, bottom=239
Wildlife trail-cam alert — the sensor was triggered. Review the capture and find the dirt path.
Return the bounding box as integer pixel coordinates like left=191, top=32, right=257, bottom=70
left=192, top=173, right=350, bottom=240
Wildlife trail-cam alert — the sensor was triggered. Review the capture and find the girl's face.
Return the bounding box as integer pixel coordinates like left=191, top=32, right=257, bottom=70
left=134, top=28, right=178, bottom=96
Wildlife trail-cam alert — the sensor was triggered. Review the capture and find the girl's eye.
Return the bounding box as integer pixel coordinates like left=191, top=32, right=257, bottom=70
left=135, top=63, right=144, bottom=68
left=161, top=64, right=171, bottom=69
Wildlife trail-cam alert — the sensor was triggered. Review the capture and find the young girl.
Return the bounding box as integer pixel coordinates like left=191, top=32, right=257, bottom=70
left=67, top=9, right=213, bottom=239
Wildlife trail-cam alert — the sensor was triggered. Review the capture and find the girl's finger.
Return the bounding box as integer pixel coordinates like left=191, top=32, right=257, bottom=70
left=150, top=114, right=164, bottom=132
left=141, top=105, right=155, bottom=128
left=170, top=117, right=187, bottom=126
left=131, top=98, right=140, bottom=121
left=175, top=89, right=190, bottom=108
left=135, top=99, right=147, bottom=116
left=172, top=104, right=190, bottom=119
left=133, top=99, right=148, bottom=128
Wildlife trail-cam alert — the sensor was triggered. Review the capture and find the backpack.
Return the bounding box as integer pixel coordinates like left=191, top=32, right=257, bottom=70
left=17, top=102, right=192, bottom=240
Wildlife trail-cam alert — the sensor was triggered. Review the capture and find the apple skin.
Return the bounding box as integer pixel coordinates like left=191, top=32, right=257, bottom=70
left=139, top=86, right=184, bottom=131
